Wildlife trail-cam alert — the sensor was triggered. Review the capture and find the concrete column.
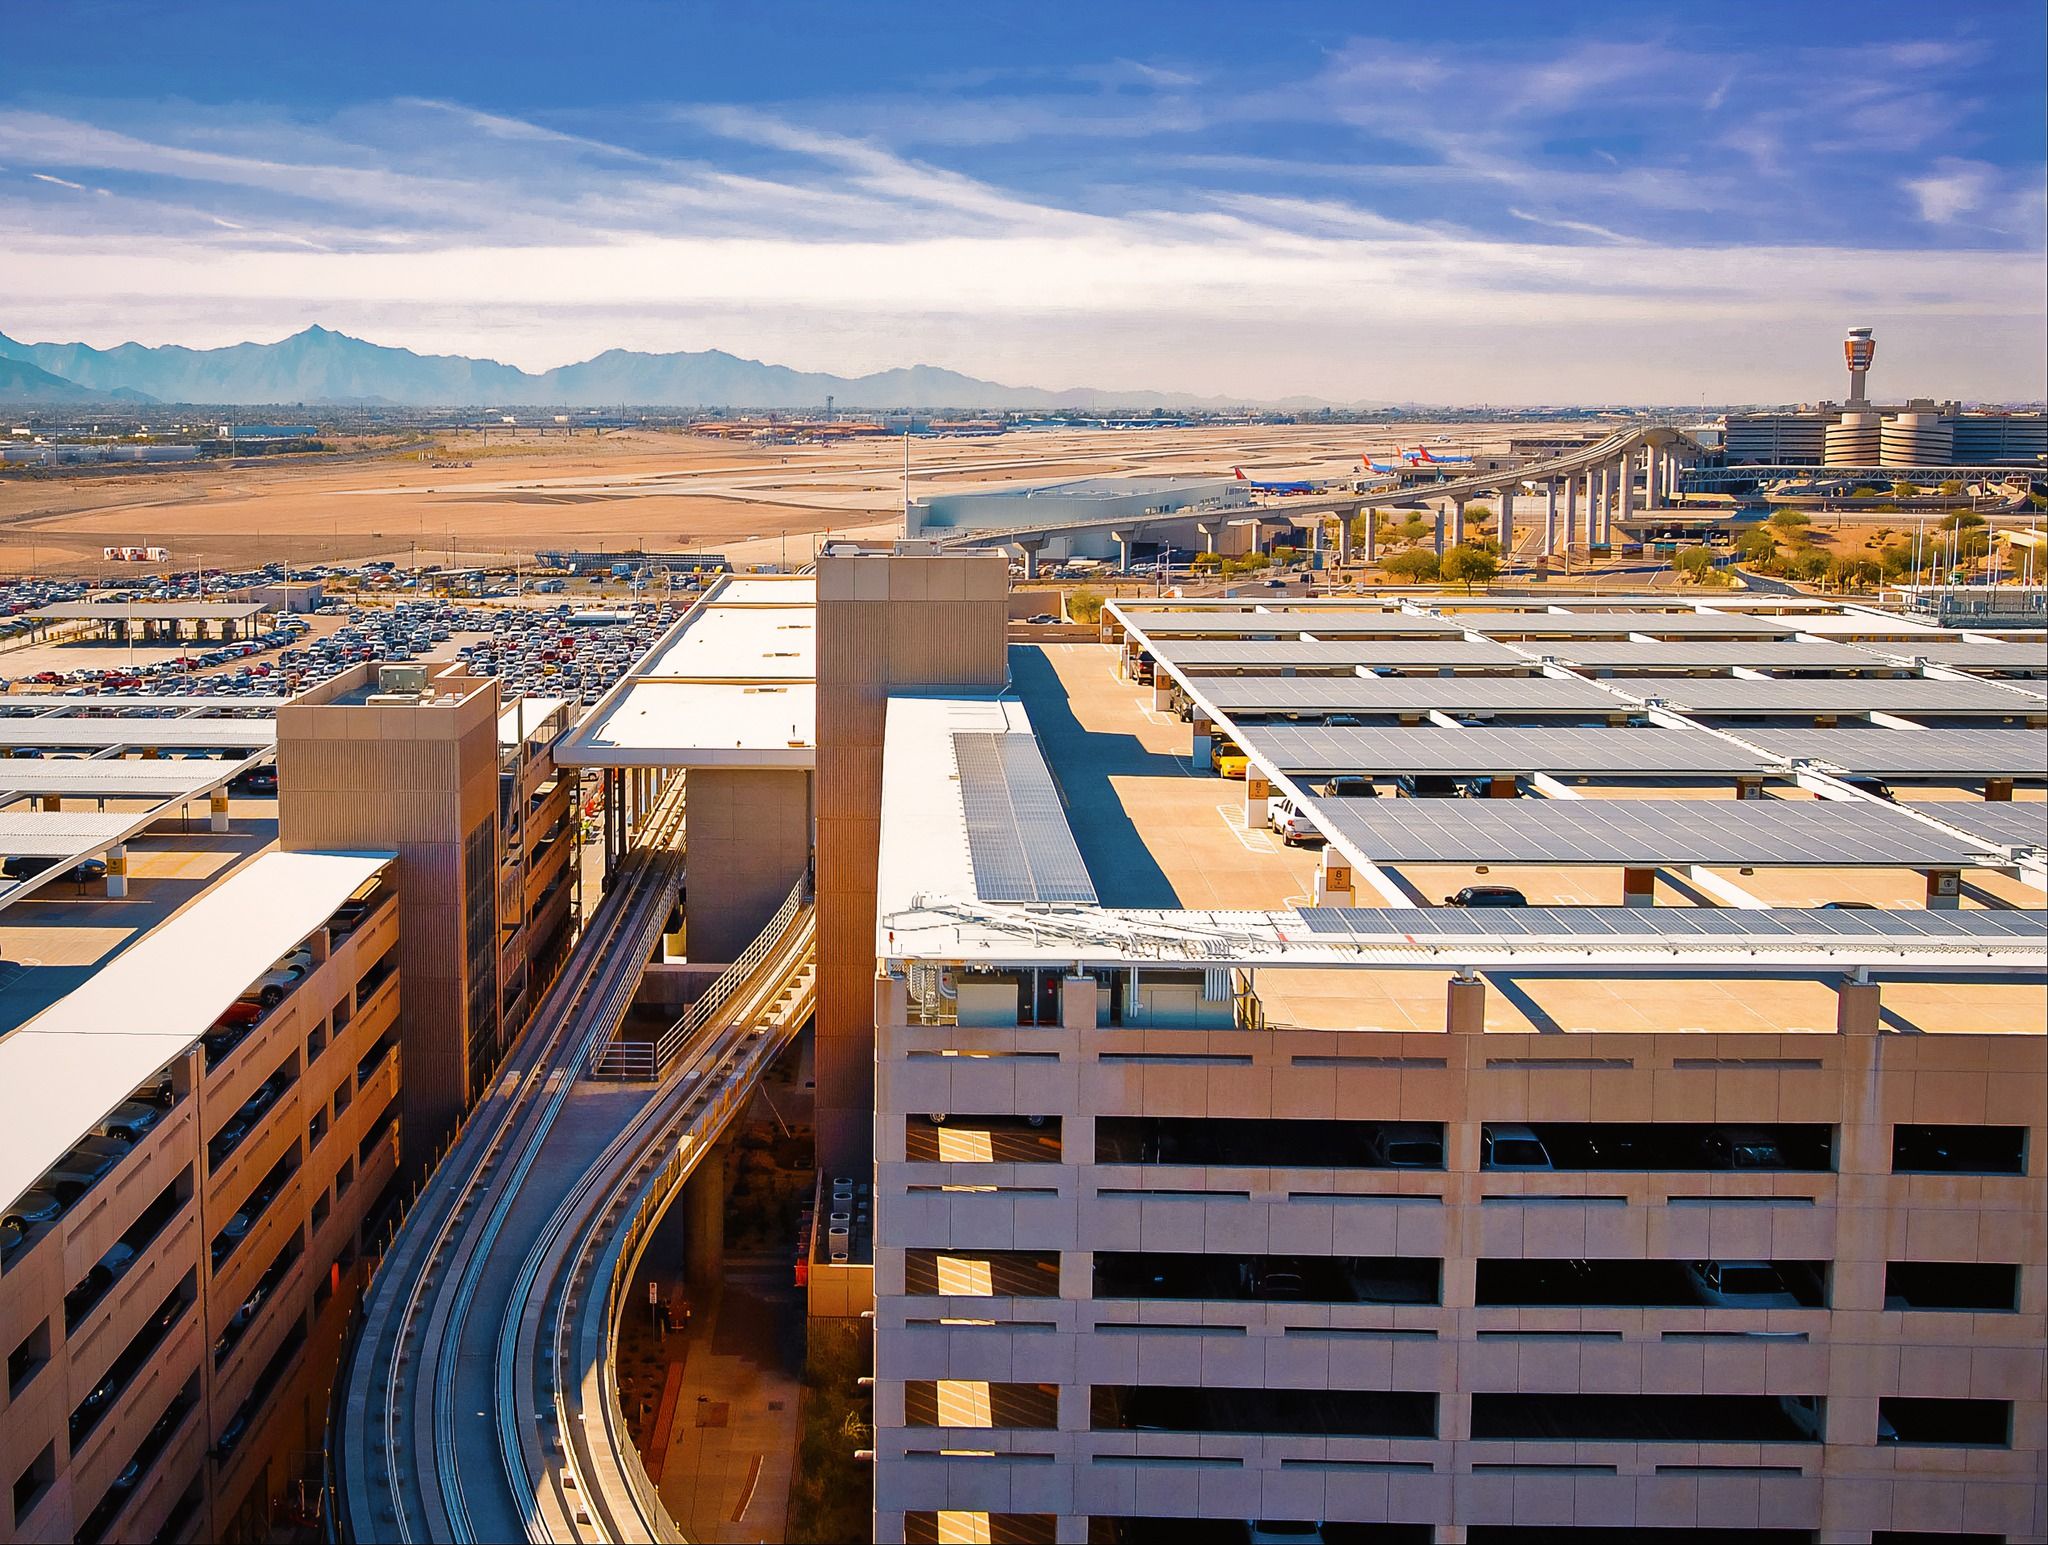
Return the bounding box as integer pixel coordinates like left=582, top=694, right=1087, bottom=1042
left=1498, top=487, right=1514, bottom=562
left=1642, top=443, right=1659, bottom=512
left=684, top=1138, right=728, bottom=1292
left=1016, top=538, right=1045, bottom=579
left=1446, top=974, right=1486, bottom=1033
left=1314, top=849, right=1355, bottom=907
left=1735, top=776, right=1766, bottom=801
left=1363, top=512, right=1378, bottom=563
left=104, top=845, right=127, bottom=899
left=1197, top=522, right=1219, bottom=556
left=1449, top=498, right=1466, bottom=547
left=1191, top=714, right=1214, bottom=765
left=210, top=790, right=230, bottom=833
left=1542, top=481, right=1557, bottom=557
left=1618, top=450, right=1635, bottom=533
left=1336, top=510, right=1354, bottom=566
left=1564, top=476, right=1578, bottom=556
left=1433, top=509, right=1446, bottom=558
left=1061, top=973, right=1100, bottom=1031
left=1924, top=868, right=1961, bottom=910
left=1622, top=866, right=1656, bottom=907
left=45, top=794, right=62, bottom=813
left=1244, top=773, right=1270, bottom=829
left=1112, top=531, right=1134, bottom=574
left=1595, top=466, right=1610, bottom=546
left=1837, top=980, right=1882, bottom=1035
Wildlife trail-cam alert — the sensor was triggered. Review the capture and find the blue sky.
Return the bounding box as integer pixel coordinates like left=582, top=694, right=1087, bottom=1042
left=4, top=1, right=2043, bottom=403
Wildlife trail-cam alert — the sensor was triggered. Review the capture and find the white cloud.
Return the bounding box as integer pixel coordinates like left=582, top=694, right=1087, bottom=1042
left=1904, top=158, right=1995, bottom=224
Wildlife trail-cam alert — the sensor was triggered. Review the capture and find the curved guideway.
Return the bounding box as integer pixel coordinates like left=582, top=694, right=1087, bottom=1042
left=334, top=773, right=820, bottom=1545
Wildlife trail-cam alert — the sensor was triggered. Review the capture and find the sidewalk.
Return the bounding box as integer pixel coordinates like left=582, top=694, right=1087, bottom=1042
left=646, top=1251, right=805, bottom=1544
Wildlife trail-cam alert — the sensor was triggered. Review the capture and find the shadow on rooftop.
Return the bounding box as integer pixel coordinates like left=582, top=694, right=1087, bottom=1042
left=1008, top=644, right=1179, bottom=908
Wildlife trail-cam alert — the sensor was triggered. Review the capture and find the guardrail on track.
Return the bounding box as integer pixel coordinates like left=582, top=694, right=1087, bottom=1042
left=588, top=870, right=812, bottom=1079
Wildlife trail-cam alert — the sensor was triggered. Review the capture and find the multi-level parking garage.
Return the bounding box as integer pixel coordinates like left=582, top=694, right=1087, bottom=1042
left=863, top=591, right=2044, bottom=1545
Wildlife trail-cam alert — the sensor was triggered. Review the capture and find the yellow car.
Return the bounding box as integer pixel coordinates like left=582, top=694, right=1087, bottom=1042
left=1216, top=751, right=1249, bottom=779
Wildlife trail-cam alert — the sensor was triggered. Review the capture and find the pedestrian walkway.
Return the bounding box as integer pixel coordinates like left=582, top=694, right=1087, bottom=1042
left=651, top=1252, right=804, bottom=1544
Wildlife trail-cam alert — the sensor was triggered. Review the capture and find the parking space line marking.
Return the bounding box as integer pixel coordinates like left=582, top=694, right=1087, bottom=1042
left=1216, top=803, right=1280, bottom=854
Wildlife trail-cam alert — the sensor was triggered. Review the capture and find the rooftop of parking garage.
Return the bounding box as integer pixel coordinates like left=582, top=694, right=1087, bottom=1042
left=0, top=848, right=394, bottom=1210
left=875, top=639, right=2046, bottom=994
left=553, top=573, right=817, bottom=767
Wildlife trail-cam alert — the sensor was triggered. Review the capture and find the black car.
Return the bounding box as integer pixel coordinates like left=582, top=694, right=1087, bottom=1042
left=1445, top=885, right=1530, bottom=908
left=1396, top=773, right=1463, bottom=799
left=228, top=765, right=279, bottom=796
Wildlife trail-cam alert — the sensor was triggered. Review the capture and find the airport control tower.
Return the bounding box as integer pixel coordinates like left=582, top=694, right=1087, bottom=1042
left=1845, top=325, right=1876, bottom=404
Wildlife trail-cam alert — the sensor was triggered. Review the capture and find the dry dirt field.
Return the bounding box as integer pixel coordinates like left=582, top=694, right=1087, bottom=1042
left=0, top=421, right=1567, bottom=576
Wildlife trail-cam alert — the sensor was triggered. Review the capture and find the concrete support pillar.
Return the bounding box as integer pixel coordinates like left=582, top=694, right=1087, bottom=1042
left=1447, top=974, right=1486, bottom=1034
left=104, top=845, right=127, bottom=899
left=1433, top=510, right=1446, bottom=558
left=1197, top=522, right=1219, bottom=556
left=1112, top=531, right=1134, bottom=574
left=1363, top=511, right=1378, bottom=563
left=1542, top=481, right=1557, bottom=557
left=210, top=790, right=230, bottom=833
left=1924, top=868, right=1961, bottom=910
left=1016, top=538, right=1045, bottom=579
left=1618, top=451, right=1635, bottom=534
left=1336, top=510, right=1354, bottom=566
left=1499, top=486, right=1514, bottom=562
left=1736, top=776, right=1766, bottom=801
left=1564, top=476, right=1578, bottom=556
left=1838, top=980, right=1882, bottom=1035
left=1191, top=714, right=1214, bottom=765
left=1244, top=773, right=1271, bottom=829
left=1484, top=775, right=1518, bottom=799
left=1622, top=866, right=1656, bottom=907
left=1061, top=973, right=1100, bottom=1032
left=1595, top=466, right=1610, bottom=546
left=1642, top=443, right=1659, bottom=512
left=1314, top=849, right=1355, bottom=908
left=1984, top=777, right=2014, bottom=801
left=1449, top=498, right=1466, bottom=547
left=45, top=794, right=62, bottom=813
left=684, top=1139, right=729, bottom=1292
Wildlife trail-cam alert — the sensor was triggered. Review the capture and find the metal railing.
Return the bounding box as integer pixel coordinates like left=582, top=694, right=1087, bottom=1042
left=588, top=870, right=813, bottom=1079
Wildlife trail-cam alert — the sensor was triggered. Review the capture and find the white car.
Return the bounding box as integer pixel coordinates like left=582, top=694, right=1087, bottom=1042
left=1265, top=796, right=1323, bottom=847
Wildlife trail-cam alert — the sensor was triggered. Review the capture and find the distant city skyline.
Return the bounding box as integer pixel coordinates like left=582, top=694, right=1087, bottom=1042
left=3, top=0, right=2043, bottom=405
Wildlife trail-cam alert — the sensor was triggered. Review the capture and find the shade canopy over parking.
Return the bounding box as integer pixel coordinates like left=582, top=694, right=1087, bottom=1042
left=1240, top=723, right=1772, bottom=777
left=0, top=850, right=394, bottom=1211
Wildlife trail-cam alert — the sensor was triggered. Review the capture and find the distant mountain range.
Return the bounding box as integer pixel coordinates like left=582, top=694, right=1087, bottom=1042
left=0, top=324, right=1336, bottom=411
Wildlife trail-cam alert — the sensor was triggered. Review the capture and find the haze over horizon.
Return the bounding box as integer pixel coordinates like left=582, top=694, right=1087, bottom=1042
left=4, top=0, right=2044, bottom=406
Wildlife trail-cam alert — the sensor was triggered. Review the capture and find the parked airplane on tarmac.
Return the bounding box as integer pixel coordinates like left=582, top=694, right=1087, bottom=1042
left=1234, top=466, right=1317, bottom=494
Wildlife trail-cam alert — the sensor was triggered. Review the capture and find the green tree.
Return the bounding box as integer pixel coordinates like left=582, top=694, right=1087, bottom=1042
left=1383, top=548, right=1441, bottom=583
left=1440, top=544, right=1499, bottom=591
left=1938, top=479, right=1965, bottom=497
left=1398, top=515, right=1432, bottom=543
left=1672, top=545, right=1717, bottom=583
left=1878, top=543, right=1915, bottom=580
left=1463, top=504, right=1493, bottom=523
left=1065, top=587, right=1105, bottom=624
left=1942, top=510, right=1987, bottom=531
left=1191, top=551, right=1223, bottom=572
left=1788, top=547, right=1831, bottom=582
left=1768, top=508, right=1811, bottom=536
left=1891, top=481, right=1920, bottom=499
left=1736, top=527, right=1779, bottom=566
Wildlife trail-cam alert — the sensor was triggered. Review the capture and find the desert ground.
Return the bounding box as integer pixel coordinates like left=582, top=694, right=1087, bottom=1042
left=0, top=421, right=1567, bottom=576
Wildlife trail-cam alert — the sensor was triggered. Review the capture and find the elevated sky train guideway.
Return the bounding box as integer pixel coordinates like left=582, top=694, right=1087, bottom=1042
left=333, top=572, right=828, bottom=1544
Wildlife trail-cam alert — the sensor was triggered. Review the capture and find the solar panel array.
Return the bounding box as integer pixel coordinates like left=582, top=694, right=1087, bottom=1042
left=1542, top=639, right=1892, bottom=669
left=1870, top=639, right=2048, bottom=672
left=1910, top=801, right=2048, bottom=851
left=952, top=731, right=1099, bottom=905
left=1294, top=904, right=2047, bottom=944
left=1644, top=676, right=2045, bottom=715
left=1471, top=612, right=1798, bottom=638
left=1243, top=724, right=1770, bottom=775
left=1742, top=727, right=2048, bottom=777
left=0, top=811, right=141, bottom=858
left=1198, top=675, right=1626, bottom=715
left=1124, top=610, right=1458, bottom=637
left=1149, top=638, right=1526, bottom=670
left=1312, top=797, right=1991, bottom=867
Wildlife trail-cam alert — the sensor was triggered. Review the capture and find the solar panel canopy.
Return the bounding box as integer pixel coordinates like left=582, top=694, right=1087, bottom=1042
left=1471, top=612, right=1797, bottom=637
left=1123, top=610, right=1457, bottom=637
left=1645, top=677, right=2044, bottom=714
left=1909, top=801, right=2048, bottom=850
left=1743, top=727, right=2048, bottom=777
left=952, top=731, right=1098, bottom=904
left=1309, top=797, right=1993, bottom=867
left=1543, top=639, right=1893, bottom=669
left=1241, top=724, right=1771, bottom=775
left=1149, top=637, right=1528, bottom=670
left=1197, top=675, right=1627, bottom=715
left=1293, top=904, right=2047, bottom=944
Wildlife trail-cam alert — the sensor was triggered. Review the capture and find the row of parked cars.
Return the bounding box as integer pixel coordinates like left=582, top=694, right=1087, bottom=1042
left=2, top=1073, right=176, bottom=1258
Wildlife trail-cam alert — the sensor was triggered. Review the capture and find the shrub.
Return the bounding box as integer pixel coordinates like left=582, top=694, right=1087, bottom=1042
left=1066, top=587, right=1104, bottom=624
left=1382, top=548, right=1441, bottom=582
left=1440, top=544, right=1499, bottom=591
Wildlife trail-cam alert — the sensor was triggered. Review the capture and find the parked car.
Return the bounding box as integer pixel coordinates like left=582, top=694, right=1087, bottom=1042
left=1314, top=776, right=1376, bottom=798
left=1215, top=751, right=1249, bottom=779
left=1689, top=1260, right=1804, bottom=1310
left=97, top=1101, right=163, bottom=1142
left=1395, top=773, right=1462, bottom=798
left=1445, top=884, right=1529, bottom=908
left=1697, top=1127, right=1788, bottom=1170
left=1367, top=1123, right=1444, bottom=1169
left=1481, top=1122, right=1554, bottom=1170
left=1266, top=796, right=1323, bottom=846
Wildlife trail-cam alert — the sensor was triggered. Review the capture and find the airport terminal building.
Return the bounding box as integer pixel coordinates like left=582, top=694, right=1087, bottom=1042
left=906, top=476, right=1249, bottom=563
